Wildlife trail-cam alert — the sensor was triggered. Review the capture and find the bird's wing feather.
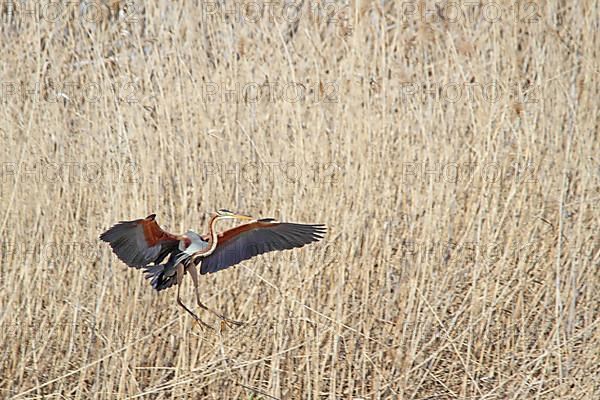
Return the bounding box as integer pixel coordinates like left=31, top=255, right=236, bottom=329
left=100, top=214, right=180, bottom=268
left=199, top=219, right=326, bottom=274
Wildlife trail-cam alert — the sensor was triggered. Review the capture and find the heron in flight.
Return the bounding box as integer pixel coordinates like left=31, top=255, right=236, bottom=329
left=100, top=209, right=326, bottom=329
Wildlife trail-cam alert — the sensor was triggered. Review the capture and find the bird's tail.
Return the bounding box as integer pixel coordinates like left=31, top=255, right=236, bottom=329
left=144, top=263, right=178, bottom=291
left=143, top=250, right=192, bottom=291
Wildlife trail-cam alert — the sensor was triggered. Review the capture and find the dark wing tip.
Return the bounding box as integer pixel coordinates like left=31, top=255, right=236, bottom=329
left=146, top=214, right=156, bottom=220
left=258, top=218, right=277, bottom=222
left=199, top=221, right=327, bottom=275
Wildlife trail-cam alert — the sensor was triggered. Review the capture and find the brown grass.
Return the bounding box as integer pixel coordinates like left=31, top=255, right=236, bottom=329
left=1, top=1, right=599, bottom=398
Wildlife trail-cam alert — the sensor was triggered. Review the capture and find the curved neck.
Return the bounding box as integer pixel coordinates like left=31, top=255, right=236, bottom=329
left=204, top=214, right=220, bottom=255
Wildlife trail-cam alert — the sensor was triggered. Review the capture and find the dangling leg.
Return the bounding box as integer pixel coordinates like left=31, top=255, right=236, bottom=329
left=176, top=263, right=213, bottom=330
left=188, top=263, right=243, bottom=327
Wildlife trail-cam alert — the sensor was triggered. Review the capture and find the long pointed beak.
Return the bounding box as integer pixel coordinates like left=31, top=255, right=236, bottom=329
left=233, top=214, right=253, bottom=221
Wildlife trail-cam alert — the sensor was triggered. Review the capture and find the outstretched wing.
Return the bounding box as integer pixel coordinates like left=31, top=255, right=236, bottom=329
left=198, top=218, right=326, bottom=274
left=100, top=214, right=180, bottom=268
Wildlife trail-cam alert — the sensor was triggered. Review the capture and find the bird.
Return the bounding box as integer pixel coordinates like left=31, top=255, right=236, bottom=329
left=99, top=209, right=326, bottom=329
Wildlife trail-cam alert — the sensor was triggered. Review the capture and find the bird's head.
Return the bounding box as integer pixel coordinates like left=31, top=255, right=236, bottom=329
left=215, top=209, right=253, bottom=221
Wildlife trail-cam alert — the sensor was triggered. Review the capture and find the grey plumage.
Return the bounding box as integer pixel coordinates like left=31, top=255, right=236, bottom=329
left=199, top=222, right=326, bottom=274
left=143, top=252, right=185, bottom=291
left=99, top=220, right=177, bottom=268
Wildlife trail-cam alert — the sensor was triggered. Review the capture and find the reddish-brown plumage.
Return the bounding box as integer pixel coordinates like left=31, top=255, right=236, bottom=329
left=140, top=214, right=179, bottom=246
left=216, top=220, right=278, bottom=245
left=201, top=219, right=278, bottom=245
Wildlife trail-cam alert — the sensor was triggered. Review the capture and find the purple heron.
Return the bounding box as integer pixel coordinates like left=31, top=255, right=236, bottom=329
left=100, top=210, right=326, bottom=329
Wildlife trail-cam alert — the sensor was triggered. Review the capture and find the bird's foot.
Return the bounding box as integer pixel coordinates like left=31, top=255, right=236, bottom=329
left=194, top=317, right=214, bottom=331
left=220, top=317, right=244, bottom=329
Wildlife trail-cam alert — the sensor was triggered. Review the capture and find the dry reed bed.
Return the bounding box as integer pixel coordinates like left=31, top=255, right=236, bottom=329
left=0, top=1, right=598, bottom=398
